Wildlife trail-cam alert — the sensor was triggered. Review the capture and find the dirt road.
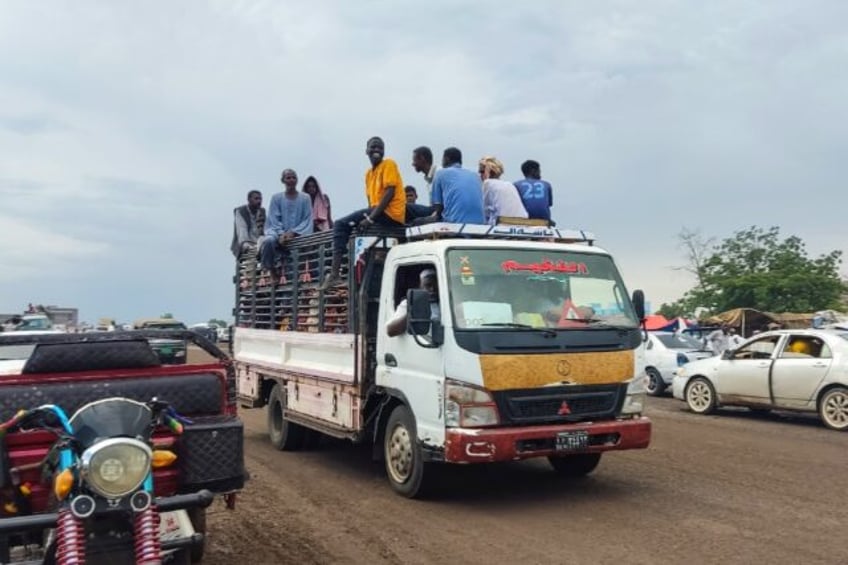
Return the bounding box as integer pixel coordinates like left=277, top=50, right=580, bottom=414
left=201, top=397, right=848, bottom=565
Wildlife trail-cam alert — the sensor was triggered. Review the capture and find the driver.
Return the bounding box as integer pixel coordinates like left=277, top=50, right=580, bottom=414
left=386, top=269, right=440, bottom=337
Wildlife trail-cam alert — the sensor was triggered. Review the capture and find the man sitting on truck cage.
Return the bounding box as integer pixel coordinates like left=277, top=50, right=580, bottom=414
left=386, top=268, right=440, bottom=337
left=260, top=169, right=314, bottom=281
left=416, top=147, right=485, bottom=225
left=320, top=136, right=407, bottom=289
left=231, top=189, right=266, bottom=258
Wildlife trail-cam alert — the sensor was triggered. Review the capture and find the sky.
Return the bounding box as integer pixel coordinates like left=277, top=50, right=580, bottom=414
left=1, top=1, right=846, bottom=324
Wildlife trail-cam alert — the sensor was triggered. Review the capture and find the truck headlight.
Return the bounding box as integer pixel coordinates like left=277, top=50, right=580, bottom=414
left=80, top=438, right=151, bottom=498
left=621, top=373, right=648, bottom=416
left=621, top=392, right=646, bottom=415
left=445, top=381, right=499, bottom=427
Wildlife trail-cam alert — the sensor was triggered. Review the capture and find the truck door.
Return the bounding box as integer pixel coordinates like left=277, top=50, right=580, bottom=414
left=376, top=260, right=445, bottom=446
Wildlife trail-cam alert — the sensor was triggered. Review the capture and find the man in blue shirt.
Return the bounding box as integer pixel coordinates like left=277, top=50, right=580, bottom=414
left=260, top=169, right=313, bottom=283
left=423, top=147, right=484, bottom=224
left=514, top=160, right=553, bottom=222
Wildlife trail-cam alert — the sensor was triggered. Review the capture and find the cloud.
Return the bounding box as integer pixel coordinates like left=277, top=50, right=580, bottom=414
left=0, top=1, right=845, bottom=321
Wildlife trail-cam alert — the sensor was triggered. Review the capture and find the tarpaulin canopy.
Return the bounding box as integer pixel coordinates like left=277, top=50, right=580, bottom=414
left=704, top=308, right=778, bottom=337
left=644, top=314, right=671, bottom=330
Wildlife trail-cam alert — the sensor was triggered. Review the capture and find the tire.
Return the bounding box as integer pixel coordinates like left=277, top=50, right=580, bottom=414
left=548, top=453, right=602, bottom=477
left=383, top=405, right=431, bottom=498
left=646, top=368, right=665, bottom=397
left=267, top=383, right=306, bottom=450
left=188, top=508, right=207, bottom=563
left=818, top=387, right=848, bottom=431
left=686, top=377, right=717, bottom=414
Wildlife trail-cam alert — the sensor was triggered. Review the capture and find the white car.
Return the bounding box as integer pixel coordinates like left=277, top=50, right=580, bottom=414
left=645, top=332, right=714, bottom=396
left=672, top=329, right=848, bottom=430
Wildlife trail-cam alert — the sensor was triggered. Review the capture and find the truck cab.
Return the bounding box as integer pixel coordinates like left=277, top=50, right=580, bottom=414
left=234, top=223, right=651, bottom=497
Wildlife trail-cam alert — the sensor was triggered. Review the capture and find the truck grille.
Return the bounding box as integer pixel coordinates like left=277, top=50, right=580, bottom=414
left=493, top=383, right=626, bottom=425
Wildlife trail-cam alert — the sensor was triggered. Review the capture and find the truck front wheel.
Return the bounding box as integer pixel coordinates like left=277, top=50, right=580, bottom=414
left=548, top=453, right=602, bottom=477
left=384, top=405, right=431, bottom=498
left=268, top=383, right=305, bottom=451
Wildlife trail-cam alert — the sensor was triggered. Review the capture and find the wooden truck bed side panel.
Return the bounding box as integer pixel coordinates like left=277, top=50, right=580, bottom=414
left=233, top=328, right=356, bottom=384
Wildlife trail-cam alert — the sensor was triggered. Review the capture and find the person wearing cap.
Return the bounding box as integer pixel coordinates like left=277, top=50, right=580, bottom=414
left=386, top=268, right=440, bottom=337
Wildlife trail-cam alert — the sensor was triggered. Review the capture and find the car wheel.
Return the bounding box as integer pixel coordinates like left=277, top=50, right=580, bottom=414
left=548, top=453, right=602, bottom=477
left=685, top=377, right=717, bottom=415
left=267, top=383, right=305, bottom=450
left=818, top=387, right=848, bottom=431
left=646, top=368, right=665, bottom=397
left=383, top=404, right=432, bottom=498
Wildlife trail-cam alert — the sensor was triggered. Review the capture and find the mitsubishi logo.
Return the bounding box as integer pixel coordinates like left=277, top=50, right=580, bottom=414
left=557, top=401, right=572, bottom=415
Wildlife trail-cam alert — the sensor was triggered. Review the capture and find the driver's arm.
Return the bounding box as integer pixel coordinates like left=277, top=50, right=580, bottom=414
left=386, top=300, right=408, bottom=337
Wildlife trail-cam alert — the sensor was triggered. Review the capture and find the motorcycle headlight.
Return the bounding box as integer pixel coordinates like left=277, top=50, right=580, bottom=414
left=80, top=438, right=151, bottom=498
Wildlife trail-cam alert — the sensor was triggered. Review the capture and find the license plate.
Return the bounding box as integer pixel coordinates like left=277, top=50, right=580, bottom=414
left=555, top=431, right=589, bottom=452
left=159, top=510, right=195, bottom=542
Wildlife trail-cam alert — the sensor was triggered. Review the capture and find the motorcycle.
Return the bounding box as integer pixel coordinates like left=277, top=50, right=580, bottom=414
left=0, top=397, right=212, bottom=564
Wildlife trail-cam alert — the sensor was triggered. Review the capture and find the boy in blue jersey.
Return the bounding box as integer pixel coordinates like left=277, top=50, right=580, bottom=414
left=514, top=160, right=553, bottom=223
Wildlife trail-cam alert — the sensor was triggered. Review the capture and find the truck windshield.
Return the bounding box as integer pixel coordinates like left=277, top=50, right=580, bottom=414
left=446, top=248, right=639, bottom=330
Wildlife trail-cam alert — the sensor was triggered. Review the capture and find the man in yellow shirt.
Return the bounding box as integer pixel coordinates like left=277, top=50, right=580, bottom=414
left=321, top=136, right=406, bottom=289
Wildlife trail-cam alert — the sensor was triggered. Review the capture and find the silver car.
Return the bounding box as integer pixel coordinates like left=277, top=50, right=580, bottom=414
left=672, top=329, right=848, bottom=430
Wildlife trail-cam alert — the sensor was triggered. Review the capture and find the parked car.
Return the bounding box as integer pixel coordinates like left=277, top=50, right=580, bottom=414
left=133, top=318, right=189, bottom=364
left=644, top=331, right=714, bottom=396
left=672, top=329, right=848, bottom=430
left=4, top=313, right=65, bottom=336
left=190, top=323, right=219, bottom=343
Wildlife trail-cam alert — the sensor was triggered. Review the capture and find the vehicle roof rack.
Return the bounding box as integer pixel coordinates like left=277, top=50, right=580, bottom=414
left=404, top=222, right=595, bottom=245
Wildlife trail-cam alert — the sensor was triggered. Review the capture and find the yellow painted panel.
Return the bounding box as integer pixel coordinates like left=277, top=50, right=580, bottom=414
left=480, top=350, right=635, bottom=391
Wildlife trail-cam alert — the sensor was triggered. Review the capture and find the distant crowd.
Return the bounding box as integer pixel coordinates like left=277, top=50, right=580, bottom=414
left=230, top=136, right=555, bottom=287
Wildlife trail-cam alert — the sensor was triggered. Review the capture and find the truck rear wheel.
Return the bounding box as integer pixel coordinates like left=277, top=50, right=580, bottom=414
left=268, top=383, right=305, bottom=451
left=548, top=453, right=602, bottom=477
left=384, top=405, right=431, bottom=498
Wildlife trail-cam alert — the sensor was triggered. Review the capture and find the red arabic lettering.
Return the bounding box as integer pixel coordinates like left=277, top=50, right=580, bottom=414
left=501, top=259, right=589, bottom=275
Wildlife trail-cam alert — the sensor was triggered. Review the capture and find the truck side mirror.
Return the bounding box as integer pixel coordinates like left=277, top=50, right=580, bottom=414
left=632, top=289, right=646, bottom=322
left=407, top=289, right=432, bottom=336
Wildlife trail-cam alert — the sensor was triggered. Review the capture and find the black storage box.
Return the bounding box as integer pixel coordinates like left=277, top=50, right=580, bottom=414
left=177, top=415, right=246, bottom=493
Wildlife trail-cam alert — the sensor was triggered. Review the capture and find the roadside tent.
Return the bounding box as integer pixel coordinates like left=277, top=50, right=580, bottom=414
left=705, top=308, right=778, bottom=338
left=772, top=312, right=815, bottom=329
left=644, top=314, right=671, bottom=330
left=655, top=316, right=695, bottom=332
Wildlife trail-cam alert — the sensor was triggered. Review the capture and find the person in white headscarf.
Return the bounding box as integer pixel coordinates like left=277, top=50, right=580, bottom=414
left=478, top=156, right=529, bottom=225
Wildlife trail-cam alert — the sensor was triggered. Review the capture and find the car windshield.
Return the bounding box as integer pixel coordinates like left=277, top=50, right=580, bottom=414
left=446, top=248, right=639, bottom=330
left=145, top=323, right=186, bottom=330
left=656, top=333, right=703, bottom=349
left=17, top=318, right=51, bottom=330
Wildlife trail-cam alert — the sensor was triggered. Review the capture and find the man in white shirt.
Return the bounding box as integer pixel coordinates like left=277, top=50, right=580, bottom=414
left=412, top=146, right=439, bottom=204
left=707, top=325, right=731, bottom=355
left=387, top=269, right=440, bottom=337
left=478, top=156, right=529, bottom=225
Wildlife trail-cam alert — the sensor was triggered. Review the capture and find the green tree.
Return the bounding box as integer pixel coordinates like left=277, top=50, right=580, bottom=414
left=656, top=302, right=687, bottom=319
left=676, top=226, right=845, bottom=313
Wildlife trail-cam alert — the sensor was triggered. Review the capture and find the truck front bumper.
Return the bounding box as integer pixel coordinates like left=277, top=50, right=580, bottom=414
left=443, top=417, right=651, bottom=464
